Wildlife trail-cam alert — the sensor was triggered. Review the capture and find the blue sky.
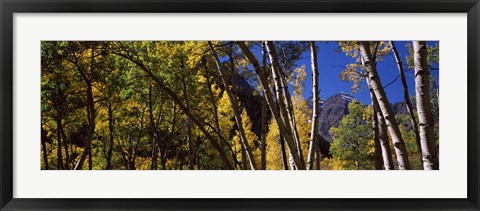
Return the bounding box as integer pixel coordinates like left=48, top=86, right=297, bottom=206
left=292, top=41, right=439, bottom=104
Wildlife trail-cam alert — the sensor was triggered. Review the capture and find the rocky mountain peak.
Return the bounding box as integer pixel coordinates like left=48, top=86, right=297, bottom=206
left=316, top=92, right=355, bottom=142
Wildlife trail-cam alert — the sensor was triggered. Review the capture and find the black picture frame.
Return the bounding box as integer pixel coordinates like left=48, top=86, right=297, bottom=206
left=1, top=0, right=479, bottom=210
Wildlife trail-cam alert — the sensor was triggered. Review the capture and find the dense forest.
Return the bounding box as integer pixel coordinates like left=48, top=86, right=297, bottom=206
left=41, top=41, right=439, bottom=170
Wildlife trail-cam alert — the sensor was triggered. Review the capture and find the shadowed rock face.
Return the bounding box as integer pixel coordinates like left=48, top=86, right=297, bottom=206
left=391, top=101, right=409, bottom=116
left=229, top=73, right=266, bottom=138
left=314, top=92, right=355, bottom=142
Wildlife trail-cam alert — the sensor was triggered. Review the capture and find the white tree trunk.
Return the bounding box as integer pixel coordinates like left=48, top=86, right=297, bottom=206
left=208, top=42, right=257, bottom=170
left=362, top=57, right=395, bottom=170
left=265, top=41, right=305, bottom=169
left=307, top=41, right=321, bottom=170
left=412, top=41, right=438, bottom=170
left=237, top=41, right=305, bottom=170
left=358, top=41, right=411, bottom=170
left=390, top=41, right=423, bottom=168
left=370, top=84, right=395, bottom=170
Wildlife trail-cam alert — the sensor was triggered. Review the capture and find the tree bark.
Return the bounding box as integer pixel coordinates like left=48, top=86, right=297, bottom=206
left=368, top=43, right=383, bottom=170
left=307, top=41, right=321, bottom=170
left=55, top=115, right=64, bottom=169
left=362, top=53, right=395, bottom=170
left=106, top=103, right=115, bottom=170
left=205, top=72, right=223, bottom=146
left=372, top=103, right=384, bottom=170
left=42, top=143, right=49, bottom=169
left=260, top=43, right=268, bottom=170
left=181, top=76, right=195, bottom=170
left=148, top=85, right=158, bottom=170
left=265, top=41, right=305, bottom=169
left=237, top=41, right=305, bottom=170
left=272, top=58, right=294, bottom=171
left=373, top=92, right=395, bottom=170
left=358, top=41, right=411, bottom=170
left=88, top=148, right=93, bottom=170
left=260, top=97, right=268, bottom=170
left=279, top=136, right=289, bottom=170
left=132, top=108, right=145, bottom=170
left=203, top=58, right=225, bottom=149
left=390, top=41, right=423, bottom=168
left=41, top=129, right=50, bottom=170
left=208, top=42, right=257, bottom=170
left=58, top=111, right=70, bottom=170
left=412, top=41, right=438, bottom=170
left=74, top=50, right=96, bottom=170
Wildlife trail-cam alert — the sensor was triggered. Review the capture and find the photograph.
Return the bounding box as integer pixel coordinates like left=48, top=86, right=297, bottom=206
left=40, top=41, right=439, bottom=170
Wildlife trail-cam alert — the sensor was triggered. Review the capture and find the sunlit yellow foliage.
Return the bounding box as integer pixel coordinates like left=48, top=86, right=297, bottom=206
left=291, top=65, right=307, bottom=96
left=265, top=65, right=313, bottom=169
left=338, top=41, right=391, bottom=94
left=233, top=108, right=261, bottom=169
left=217, top=89, right=235, bottom=139
left=292, top=96, right=312, bottom=160
left=265, top=119, right=284, bottom=170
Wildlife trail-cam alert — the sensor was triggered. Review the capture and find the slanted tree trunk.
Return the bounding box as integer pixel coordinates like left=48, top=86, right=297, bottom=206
left=412, top=41, right=438, bottom=170
left=272, top=62, right=293, bottom=170
left=202, top=63, right=242, bottom=170
left=41, top=128, right=50, bottom=170
left=60, top=114, right=70, bottom=170
left=237, top=41, right=304, bottom=170
left=115, top=52, right=234, bottom=170
left=272, top=60, right=293, bottom=170
left=279, top=136, right=289, bottom=170
left=181, top=76, right=195, bottom=170
left=42, top=142, right=49, bottom=169
left=260, top=43, right=268, bottom=170
left=390, top=41, right=423, bottom=168
left=260, top=97, right=268, bottom=170
left=134, top=107, right=145, bottom=170
left=205, top=71, right=223, bottom=146
left=226, top=44, right=254, bottom=170
left=106, top=103, right=115, bottom=170
left=74, top=49, right=96, bottom=170
left=362, top=55, right=395, bottom=170
left=160, top=101, right=178, bottom=170
left=307, top=41, right=321, bottom=170
left=202, top=58, right=225, bottom=149
left=358, top=41, right=411, bottom=170
left=208, top=42, right=257, bottom=170
left=148, top=85, right=158, bottom=170
left=55, top=114, right=64, bottom=170
left=241, top=145, right=247, bottom=170
left=88, top=149, right=93, bottom=170
left=265, top=41, right=306, bottom=170
left=373, top=92, right=395, bottom=170
left=150, top=134, right=158, bottom=170
left=372, top=104, right=384, bottom=170
left=61, top=126, right=69, bottom=169
left=117, top=135, right=129, bottom=169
